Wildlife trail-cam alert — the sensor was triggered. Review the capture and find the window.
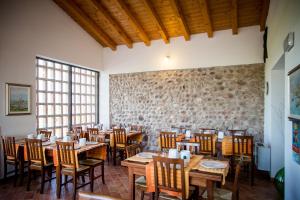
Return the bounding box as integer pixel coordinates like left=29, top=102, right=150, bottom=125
left=36, top=57, right=99, bottom=137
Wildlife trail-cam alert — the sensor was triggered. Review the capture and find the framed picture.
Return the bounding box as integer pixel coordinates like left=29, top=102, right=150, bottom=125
left=5, top=83, right=31, bottom=115
left=288, top=64, right=300, bottom=121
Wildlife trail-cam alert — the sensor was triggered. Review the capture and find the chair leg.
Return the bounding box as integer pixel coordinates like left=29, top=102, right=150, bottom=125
left=14, top=163, right=18, bottom=187
left=56, top=169, right=61, bottom=199
left=3, top=162, right=7, bottom=181
left=81, top=175, right=85, bottom=183
left=101, top=163, right=105, bottom=184
left=27, top=168, right=32, bottom=191
left=48, top=166, right=53, bottom=183
left=251, top=160, right=255, bottom=186
left=64, top=175, right=68, bottom=185
left=151, top=192, right=155, bottom=200
left=40, top=169, right=45, bottom=194
left=155, top=191, right=159, bottom=200
left=73, top=175, right=77, bottom=200
left=90, top=169, right=94, bottom=192
left=140, top=190, right=145, bottom=200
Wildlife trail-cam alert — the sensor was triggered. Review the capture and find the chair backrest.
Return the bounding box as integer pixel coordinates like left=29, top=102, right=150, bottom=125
left=232, top=135, right=253, bottom=157
left=56, top=141, right=76, bottom=169
left=232, top=162, right=241, bottom=200
left=39, top=130, right=52, bottom=139
left=160, top=132, right=177, bottom=150
left=25, top=138, right=44, bottom=165
left=199, top=128, right=216, bottom=134
left=126, top=144, right=141, bottom=158
left=113, top=128, right=127, bottom=145
left=130, top=125, right=143, bottom=132
left=194, top=133, right=214, bottom=156
left=153, top=156, right=186, bottom=200
left=87, top=128, right=99, bottom=135
left=1, top=136, right=17, bottom=160
left=73, top=126, right=83, bottom=134
left=228, top=129, right=247, bottom=136
left=78, top=192, right=122, bottom=200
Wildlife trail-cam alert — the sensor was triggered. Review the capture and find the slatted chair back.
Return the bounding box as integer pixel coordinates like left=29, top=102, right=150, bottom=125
left=194, top=133, right=214, bottom=156
left=199, top=128, right=216, bottom=134
left=125, top=144, right=141, bottom=158
left=1, top=136, right=17, bottom=160
left=232, top=135, right=253, bottom=157
left=113, top=128, right=127, bottom=146
left=39, top=130, right=52, bottom=139
left=73, top=126, right=83, bottom=134
left=153, top=156, right=186, bottom=200
left=160, top=132, right=177, bottom=150
left=232, top=162, right=241, bottom=200
left=87, top=128, right=99, bottom=135
left=56, top=141, right=76, bottom=169
left=25, top=138, right=44, bottom=165
left=228, top=129, right=247, bottom=136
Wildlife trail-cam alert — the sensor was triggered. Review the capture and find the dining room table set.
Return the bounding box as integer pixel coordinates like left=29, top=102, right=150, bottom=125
left=122, top=148, right=230, bottom=200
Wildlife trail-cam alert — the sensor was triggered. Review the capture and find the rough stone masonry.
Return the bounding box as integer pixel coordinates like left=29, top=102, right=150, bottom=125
left=110, top=63, right=264, bottom=149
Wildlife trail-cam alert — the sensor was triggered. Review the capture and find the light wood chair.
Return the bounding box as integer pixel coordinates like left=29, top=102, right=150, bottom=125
left=159, top=132, right=177, bottom=151
left=112, top=128, right=128, bottom=164
left=231, top=135, right=254, bottom=186
left=56, top=141, right=93, bottom=200
left=38, top=130, right=52, bottom=139
left=193, top=133, right=215, bottom=156
left=1, top=136, right=19, bottom=186
left=79, top=192, right=122, bottom=200
left=25, top=138, right=55, bottom=193
left=202, top=162, right=241, bottom=200
left=126, top=144, right=153, bottom=200
left=153, top=156, right=196, bottom=200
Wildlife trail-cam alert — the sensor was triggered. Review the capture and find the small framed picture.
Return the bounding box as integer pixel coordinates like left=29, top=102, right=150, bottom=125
left=288, top=64, right=300, bottom=121
left=5, top=83, right=31, bottom=115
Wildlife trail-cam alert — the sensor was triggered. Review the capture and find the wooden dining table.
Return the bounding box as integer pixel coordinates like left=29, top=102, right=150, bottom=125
left=121, top=153, right=229, bottom=200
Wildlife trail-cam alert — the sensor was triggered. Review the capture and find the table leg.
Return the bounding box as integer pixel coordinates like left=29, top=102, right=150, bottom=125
left=56, top=166, right=61, bottom=198
left=113, top=146, right=117, bottom=166
left=206, top=180, right=214, bottom=200
left=128, top=168, right=136, bottom=200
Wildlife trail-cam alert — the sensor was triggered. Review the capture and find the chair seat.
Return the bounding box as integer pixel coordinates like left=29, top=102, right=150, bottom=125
left=159, top=186, right=196, bottom=200
left=79, top=159, right=103, bottom=167
left=62, top=165, right=90, bottom=175
left=6, top=159, right=18, bottom=165
left=234, top=155, right=252, bottom=162
left=116, top=144, right=125, bottom=148
left=30, top=161, right=53, bottom=170
left=202, top=188, right=232, bottom=200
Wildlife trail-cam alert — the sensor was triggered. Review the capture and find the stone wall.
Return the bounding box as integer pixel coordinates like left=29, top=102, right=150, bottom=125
left=109, top=64, right=264, bottom=148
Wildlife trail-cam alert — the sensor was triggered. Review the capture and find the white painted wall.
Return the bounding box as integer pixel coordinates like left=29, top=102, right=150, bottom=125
left=0, top=0, right=103, bottom=138
left=103, top=26, right=263, bottom=74
left=264, top=0, right=300, bottom=198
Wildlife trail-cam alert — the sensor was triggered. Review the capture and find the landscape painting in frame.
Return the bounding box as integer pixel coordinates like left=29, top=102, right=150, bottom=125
left=289, top=64, right=300, bottom=120
left=5, top=83, right=31, bottom=115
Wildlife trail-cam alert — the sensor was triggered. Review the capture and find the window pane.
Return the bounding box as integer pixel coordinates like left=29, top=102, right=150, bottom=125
left=47, top=61, right=54, bottom=68
left=63, top=94, right=68, bottom=103
left=63, top=116, right=68, bottom=126
left=55, top=63, right=61, bottom=69
left=38, top=105, right=45, bottom=116
left=63, top=105, right=68, bottom=114
left=38, top=92, right=46, bottom=103
left=62, top=64, right=69, bottom=70
left=39, top=117, right=46, bottom=129
left=55, top=70, right=61, bottom=81
left=48, top=105, right=54, bottom=115
left=55, top=93, right=61, bottom=103
left=48, top=117, right=54, bottom=127
left=55, top=105, right=61, bottom=115
left=38, top=59, right=46, bottom=66
left=55, top=82, right=61, bottom=92
left=55, top=117, right=62, bottom=126
left=38, top=67, right=46, bottom=78
left=47, top=81, right=54, bottom=91
left=63, top=72, right=68, bottom=81
left=63, top=83, right=68, bottom=93
left=38, top=80, right=45, bottom=91
left=47, top=93, right=53, bottom=103
left=47, top=68, right=54, bottom=79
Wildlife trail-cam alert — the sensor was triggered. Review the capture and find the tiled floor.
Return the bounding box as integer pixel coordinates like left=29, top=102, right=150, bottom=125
left=0, top=161, right=281, bottom=200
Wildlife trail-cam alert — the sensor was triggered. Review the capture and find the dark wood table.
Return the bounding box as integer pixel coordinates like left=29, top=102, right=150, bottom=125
left=121, top=158, right=225, bottom=200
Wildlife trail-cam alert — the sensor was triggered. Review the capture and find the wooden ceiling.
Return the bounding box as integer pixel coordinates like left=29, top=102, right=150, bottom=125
left=54, top=0, right=270, bottom=50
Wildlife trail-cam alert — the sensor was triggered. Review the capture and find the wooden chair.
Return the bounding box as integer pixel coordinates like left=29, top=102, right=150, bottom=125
left=25, top=138, right=55, bottom=193
left=130, top=125, right=143, bottom=132
left=87, top=128, right=100, bottom=142
left=56, top=141, right=93, bottom=200
left=78, top=192, right=122, bottom=200
left=159, top=132, right=177, bottom=151
left=73, top=126, right=83, bottom=134
left=125, top=144, right=153, bottom=200
left=153, top=156, right=196, bottom=200
left=1, top=136, right=19, bottom=186
left=38, top=130, right=52, bottom=139
left=231, top=135, right=254, bottom=186
left=202, top=162, right=241, bottom=200
left=112, top=128, right=127, bottom=165
left=193, top=133, right=214, bottom=156
left=228, top=130, right=247, bottom=136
